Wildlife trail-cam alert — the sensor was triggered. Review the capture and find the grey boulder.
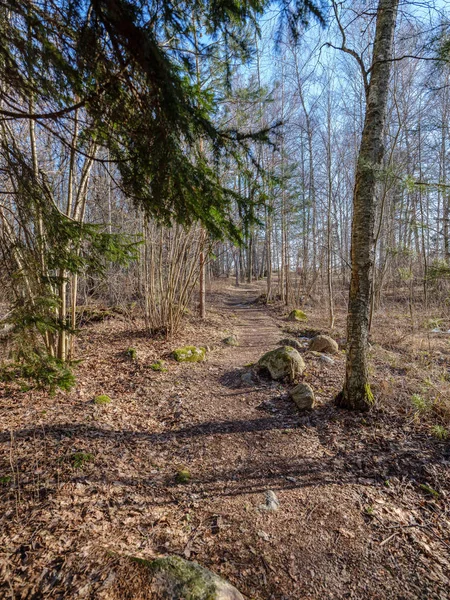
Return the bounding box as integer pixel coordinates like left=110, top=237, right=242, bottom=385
left=308, top=335, right=339, bottom=354
left=290, top=382, right=315, bottom=410
left=258, top=346, right=305, bottom=382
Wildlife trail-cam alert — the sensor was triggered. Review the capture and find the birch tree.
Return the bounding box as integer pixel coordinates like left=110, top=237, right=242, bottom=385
left=336, top=0, right=400, bottom=410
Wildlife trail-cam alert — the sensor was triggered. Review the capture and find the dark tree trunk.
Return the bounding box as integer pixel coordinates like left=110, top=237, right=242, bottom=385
left=336, top=0, right=399, bottom=411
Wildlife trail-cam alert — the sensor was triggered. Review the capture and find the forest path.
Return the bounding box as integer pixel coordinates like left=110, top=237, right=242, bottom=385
left=173, top=281, right=300, bottom=443
left=219, top=282, right=281, bottom=353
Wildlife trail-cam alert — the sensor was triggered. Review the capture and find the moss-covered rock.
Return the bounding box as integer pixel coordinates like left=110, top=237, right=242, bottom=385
left=125, top=347, right=137, bottom=361
left=287, top=309, right=307, bottom=322
left=175, top=469, right=191, bottom=484
left=257, top=346, right=305, bottom=382
left=150, top=360, right=167, bottom=372
left=75, top=305, right=116, bottom=326
left=94, top=394, right=111, bottom=405
left=173, top=346, right=206, bottom=362
left=308, top=334, right=338, bottom=354
left=132, top=555, right=244, bottom=600
left=222, top=335, right=239, bottom=346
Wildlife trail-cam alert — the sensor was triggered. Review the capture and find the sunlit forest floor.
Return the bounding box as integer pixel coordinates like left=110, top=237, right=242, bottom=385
left=1, top=280, right=449, bottom=599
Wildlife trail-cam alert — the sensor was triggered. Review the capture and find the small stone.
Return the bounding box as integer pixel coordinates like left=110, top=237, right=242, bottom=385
left=259, top=490, right=279, bottom=511
left=241, top=372, right=255, bottom=386
left=257, top=530, right=270, bottom=541
left=0, top=323, right=13, bottom=338
left=278, top=338, right=303, bottom=352
left=287, top=309, right=307, bottom=322
left=308, top=335, right=339, bottom=354
left=290, top=383, right=315, bottom=410
left=223, top=335, right=239, bottom=346
left=101, top=572, right=116, bottom=589
left=319, top=354, right=334, bottom=365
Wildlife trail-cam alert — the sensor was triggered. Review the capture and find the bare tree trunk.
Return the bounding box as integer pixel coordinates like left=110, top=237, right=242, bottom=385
left=337, top=0, right=399, bottom=411
left=194, top=27, right=206, bottom=319
left=247, top=230, right=253, bottom=284
left=326, top=90, right=335, bottom=328
left=283, top=205, right=290, bottom=305
left=265, top=203, right=273, bottom=300
left=199, top=232, right=206, bottom=318
left=143, top=216, right=150, bottom=330
left=417, top=120, right=428, bottom=308
left=439, top=112, right=449, bottom=260
left=57, top=110, right=79, bottom=361
left=255, top=35, right=273, bottom=301
left=279, top=205, right=285, bottom=301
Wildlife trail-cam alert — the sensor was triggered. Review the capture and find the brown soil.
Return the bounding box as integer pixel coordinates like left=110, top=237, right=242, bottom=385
left=1, top=282, right=449, bottom=599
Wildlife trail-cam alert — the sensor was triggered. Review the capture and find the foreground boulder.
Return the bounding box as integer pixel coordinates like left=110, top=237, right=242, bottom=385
left=173, top=346, right=206, bottom=362
left=133, top=555, right=244, bottom=600
left=258, top=346, right=305, bottom=381
left=287, top=309, right=307, bottom=322
left=290, top=382, right=315, bottom=410
left=308, top=334, right=338, bottom=354
left=279, top=338, right=304, bottom=352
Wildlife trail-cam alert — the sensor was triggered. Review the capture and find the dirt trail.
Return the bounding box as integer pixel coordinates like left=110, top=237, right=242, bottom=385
left=221, top=284, right=280, bottom=351
left=184, top=282, right=284, bottom=425
left=174, top=282, right=307, bottom=474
